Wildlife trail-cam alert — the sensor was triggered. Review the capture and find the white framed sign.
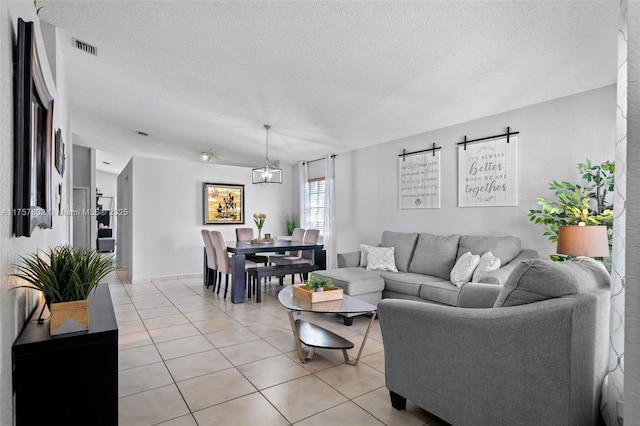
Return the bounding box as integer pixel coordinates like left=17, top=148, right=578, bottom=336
left=458, top=136, right=518, bottom=207
left=399, top=151, right=441, bottom=209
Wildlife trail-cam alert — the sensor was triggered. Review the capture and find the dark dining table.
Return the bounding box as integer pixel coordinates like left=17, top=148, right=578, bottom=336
left=226, top=240, right=326, bottom=303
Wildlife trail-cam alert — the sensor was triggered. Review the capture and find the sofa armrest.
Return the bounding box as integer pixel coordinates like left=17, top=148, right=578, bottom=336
left=337, top=251, right=361, bottom=268
left=378, top=295, right=601, bottom=425
left=456, top=283, right=502, bottom=308
left=477, top=249, right=539, bottom=285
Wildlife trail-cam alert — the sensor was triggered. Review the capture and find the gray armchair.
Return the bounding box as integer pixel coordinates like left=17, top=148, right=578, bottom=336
left=379, top=258, right=610, bottom=426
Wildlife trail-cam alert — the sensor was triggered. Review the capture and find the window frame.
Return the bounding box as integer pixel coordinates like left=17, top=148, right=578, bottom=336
left=307, top=177, right=326, bottom=234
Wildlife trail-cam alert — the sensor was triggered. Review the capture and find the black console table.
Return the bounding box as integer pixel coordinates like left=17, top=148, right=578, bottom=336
left=13, top=284, right=118, bottom=426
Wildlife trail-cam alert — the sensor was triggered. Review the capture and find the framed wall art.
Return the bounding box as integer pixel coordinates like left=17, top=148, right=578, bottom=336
left=13, top=19, right=54, bottom=237
left=55, top=128, right=63, bottom=175
left=399, top=150, right=441, bottom=209
left=458, top=134, right=518, bottom=207
left=203, top=183, right=245, bottom=224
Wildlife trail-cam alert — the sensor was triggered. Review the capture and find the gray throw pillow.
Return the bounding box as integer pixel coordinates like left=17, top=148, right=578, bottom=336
left=493, top=259, right=579, bottom=307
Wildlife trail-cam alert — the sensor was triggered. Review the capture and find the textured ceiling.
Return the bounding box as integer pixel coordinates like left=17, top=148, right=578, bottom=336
left=38, top=1, right=619, bottom=174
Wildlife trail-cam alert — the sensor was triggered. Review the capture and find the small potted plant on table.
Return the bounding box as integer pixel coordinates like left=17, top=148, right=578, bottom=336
left=11, top=245, right=115, bottom=335
left=305, top=276, right=336, bottom=292
left=293, top=276, right=343, bottom=303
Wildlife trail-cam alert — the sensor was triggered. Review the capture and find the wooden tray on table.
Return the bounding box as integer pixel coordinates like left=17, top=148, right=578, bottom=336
left=293, top=284, right=344, bottom=303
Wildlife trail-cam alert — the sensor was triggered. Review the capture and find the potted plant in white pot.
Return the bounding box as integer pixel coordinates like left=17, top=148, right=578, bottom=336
left=11, top=245, right=115, bottom=335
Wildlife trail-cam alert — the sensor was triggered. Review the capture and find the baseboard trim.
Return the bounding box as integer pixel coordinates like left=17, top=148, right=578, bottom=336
left=131, top=273, right=202, bottom=284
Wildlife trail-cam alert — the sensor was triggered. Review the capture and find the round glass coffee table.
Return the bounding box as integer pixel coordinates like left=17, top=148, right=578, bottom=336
left=278, top=285, right=377, bottom=366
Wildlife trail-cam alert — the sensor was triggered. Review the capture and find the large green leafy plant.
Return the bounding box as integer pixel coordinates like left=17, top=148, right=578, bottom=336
left=285, top=214, right=298, bottom=236
left=528, top=160, right=614, bottom=260
left=11, top=245, right=115, bottom=303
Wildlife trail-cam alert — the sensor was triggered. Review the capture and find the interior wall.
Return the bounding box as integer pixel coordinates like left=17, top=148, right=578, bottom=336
left=97, top=169, right=118, bottom=241
left=72, top=144, right=96, bottom=248
left=97, top=170, right=118, bottom=197
left=127, top=157, right=295, bottom=282
left=117, top=159, right=133, bottom=272
left=72, top=145, right=91, bottom=185
left=0, top=3, right=69, bottom=425
left=334, top=85, right=616, bottom=260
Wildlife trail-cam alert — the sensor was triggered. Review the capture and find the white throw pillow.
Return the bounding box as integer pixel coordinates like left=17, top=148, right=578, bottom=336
left=366, top=246, right=398, bottom=272
left=472, top=251, right=502, bottom=282
left=360, top=244, right=376, bottom=267
left=450, top=251, right=481, bottom=287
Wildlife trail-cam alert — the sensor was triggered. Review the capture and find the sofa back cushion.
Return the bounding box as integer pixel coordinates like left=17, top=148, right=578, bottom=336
left=493, top=258, right=610, bottom=307
left=381, top=231, right=419, bottom=273
left=457, top=235, right=521, bottom=265
left=408, top=233, right=461, bottom=280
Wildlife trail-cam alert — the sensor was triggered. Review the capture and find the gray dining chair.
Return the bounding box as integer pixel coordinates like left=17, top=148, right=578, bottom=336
left=201, top=229, right=218, bottom=290
left=210, top=230, right=257, bottom=298
left=268, top=227, right=306, bottom=265
left=270, top=229, right=320, bottom=283
left=235, top=227, right=269, bottom=266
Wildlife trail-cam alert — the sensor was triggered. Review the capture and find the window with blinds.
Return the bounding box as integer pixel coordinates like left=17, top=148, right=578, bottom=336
left=308, top=178, right=325, bottom=234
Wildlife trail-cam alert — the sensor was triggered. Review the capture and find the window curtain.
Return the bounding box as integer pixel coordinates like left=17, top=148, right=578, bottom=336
left=324, top=155, right=336, bottom=269
left=299, top=161, right=310, bottom=229
left=601, top=1, right=626, bottom=423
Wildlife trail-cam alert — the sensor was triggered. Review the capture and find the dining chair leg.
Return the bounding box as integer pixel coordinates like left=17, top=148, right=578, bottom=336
left=223, top=274, right=230, bottom=299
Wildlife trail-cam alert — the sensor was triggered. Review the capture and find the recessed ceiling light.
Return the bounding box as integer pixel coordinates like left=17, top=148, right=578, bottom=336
left=200, top=152, right=213, bottom=162
left=135, top=130, right=149, bottom=136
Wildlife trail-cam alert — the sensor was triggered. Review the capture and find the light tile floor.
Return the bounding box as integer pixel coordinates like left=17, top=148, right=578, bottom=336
left=106, top=270, right=449, bottom=426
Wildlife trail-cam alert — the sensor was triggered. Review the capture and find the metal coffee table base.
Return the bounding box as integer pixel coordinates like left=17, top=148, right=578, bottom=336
left=286, top=311, right=377, bottom=366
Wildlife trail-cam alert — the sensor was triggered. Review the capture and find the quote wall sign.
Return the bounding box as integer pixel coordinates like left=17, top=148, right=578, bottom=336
left=458, top=136, right=518, bottom=207
left=399, top=151, right=441, bottom=209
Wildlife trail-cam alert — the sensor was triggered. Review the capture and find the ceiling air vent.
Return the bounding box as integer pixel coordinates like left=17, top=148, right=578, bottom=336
left=73, top=38, right=97, bottom=56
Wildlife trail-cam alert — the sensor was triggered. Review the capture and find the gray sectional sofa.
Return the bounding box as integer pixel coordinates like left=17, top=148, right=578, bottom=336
left=379, top=257, right=610, bottom=425
left=312, top=231, right=538, bottom=324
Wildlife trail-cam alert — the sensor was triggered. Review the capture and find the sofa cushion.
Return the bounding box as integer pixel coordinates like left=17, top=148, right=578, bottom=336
left=493, top=258, right=609, bottom=307
left=381, top=231, right=419, bottom=273
left=450, top=251, right=480, bottom=287
left=472, top=251, right=502, bottom=282
left=419, top=280, right=461, bottom=306
left=380, top=272, right=426, bottom=297
left=312, top=268, right=385, bottom=296
left=457, top=235, right=521, bottom=265
left=408, top=233, right=461, bottom=280
left=366, top=246, right=398, bottom=272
